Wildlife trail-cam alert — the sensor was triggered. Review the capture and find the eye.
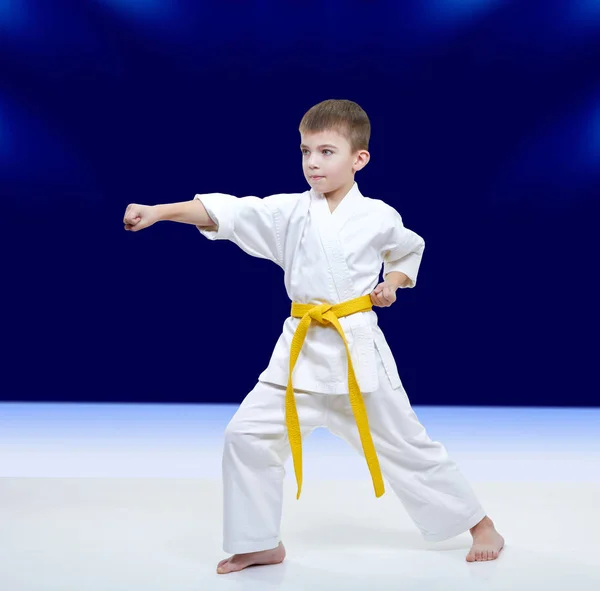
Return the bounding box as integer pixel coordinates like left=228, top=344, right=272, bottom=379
left=301, top=149, right=309, bottom=156
left=322, top=149, right=333, bottom=156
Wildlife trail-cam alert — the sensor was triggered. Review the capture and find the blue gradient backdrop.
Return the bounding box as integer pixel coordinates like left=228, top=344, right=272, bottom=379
left=1, top=0, right=597, bottom=405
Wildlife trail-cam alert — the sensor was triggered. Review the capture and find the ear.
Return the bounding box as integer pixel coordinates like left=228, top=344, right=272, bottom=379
left=353, top=150, right=370, bottom=172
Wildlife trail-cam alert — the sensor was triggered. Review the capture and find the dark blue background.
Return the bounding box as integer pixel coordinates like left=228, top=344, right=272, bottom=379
left=1, top=1, right=598, bottom=406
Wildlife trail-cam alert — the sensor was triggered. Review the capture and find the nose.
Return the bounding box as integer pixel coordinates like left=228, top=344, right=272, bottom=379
left=307, top=153, right=319, bottom=169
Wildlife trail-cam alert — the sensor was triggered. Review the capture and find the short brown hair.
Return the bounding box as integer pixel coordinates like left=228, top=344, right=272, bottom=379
left=299, top=99, right=370, bottom=152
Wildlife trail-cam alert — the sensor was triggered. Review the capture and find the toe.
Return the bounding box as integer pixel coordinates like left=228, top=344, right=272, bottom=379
left=217, top=563, right=234, bottom=575
left=217, top=559, right=233, bottom=574
left=468, top=543, right=504, bottom=562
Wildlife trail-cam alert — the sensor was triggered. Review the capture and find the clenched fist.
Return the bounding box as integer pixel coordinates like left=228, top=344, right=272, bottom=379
left=370, top=281, right=398, bottom=308
left=123, top=204, right=158, bottom=232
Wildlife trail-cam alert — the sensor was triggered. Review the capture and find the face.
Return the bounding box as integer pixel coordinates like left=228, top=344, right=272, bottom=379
left=300, top=129, right=369, bottom=198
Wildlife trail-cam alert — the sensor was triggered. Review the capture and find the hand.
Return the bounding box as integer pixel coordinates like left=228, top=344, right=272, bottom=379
left=123, top=204, right=158, bottom=232
left=370, top=281, right=398, bottom=308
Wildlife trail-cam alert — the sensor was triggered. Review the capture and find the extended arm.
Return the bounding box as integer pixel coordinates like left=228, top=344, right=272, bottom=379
left=123, top=200, right=217, bottom=232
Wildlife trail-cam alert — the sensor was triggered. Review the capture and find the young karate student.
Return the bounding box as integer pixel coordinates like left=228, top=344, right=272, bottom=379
left=123, top=99, right=504, bottom=573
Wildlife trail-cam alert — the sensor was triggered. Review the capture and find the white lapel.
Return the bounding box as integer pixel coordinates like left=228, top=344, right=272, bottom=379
left=329, top=182, right=363, bottom=234
left=310, top=183, right=364, bottom=302
left=309, top=184, right=377, bottom=391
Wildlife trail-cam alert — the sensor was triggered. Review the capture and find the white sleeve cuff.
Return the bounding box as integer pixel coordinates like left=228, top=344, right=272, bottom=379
left=384, top=252, right=423, bottom=288
left=193, top=194, right=235, bottom=241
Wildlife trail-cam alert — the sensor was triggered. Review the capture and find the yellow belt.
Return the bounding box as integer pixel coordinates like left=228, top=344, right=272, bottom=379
left=287, top=294, right=385, bottom=500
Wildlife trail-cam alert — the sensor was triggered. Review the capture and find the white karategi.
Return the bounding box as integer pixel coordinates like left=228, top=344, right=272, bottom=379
left=195, top=182, right=486, bottom=554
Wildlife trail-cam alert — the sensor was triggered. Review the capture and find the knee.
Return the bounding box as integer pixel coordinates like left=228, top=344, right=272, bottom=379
left=223, top=418, right=250, bottom=448
left=223, top=419, right=285, bottom=468
left=223, top=419, right=265, bottom=459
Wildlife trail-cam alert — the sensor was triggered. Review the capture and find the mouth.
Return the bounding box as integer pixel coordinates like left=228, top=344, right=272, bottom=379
left=310, top=176, right=325, bottom=181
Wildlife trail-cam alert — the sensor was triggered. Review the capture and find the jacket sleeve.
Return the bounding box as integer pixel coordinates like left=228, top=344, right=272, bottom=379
left=194, top=192, right=292, bottom=268
left=381, top=208, right=425, bottom=288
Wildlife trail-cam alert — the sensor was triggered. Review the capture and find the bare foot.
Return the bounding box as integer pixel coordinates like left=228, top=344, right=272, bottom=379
left=466, top=516, right=505, bottom=562
left=216, top=542, right=286, bottom=575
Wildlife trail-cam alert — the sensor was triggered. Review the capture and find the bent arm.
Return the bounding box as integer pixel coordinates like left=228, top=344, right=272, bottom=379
left=382, top=210, right=425, bottom=289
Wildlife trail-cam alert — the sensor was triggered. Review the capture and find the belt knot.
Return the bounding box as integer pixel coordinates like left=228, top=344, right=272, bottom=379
left=308, top=303, right=332, bottom=324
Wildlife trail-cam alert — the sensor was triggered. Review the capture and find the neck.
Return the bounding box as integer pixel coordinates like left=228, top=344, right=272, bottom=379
left=324, top=179, right=355, bottom=205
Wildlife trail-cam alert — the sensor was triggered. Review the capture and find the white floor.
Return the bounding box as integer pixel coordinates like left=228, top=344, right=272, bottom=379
left=0, top=403, right=599, bottom=590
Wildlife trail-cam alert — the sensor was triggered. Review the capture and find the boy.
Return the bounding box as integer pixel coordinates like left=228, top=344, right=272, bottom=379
left=123, top=99, right=504, bottom=573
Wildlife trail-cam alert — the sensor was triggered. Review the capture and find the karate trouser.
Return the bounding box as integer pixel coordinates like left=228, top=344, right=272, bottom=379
left=221, top=356, right=486, bottom=554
